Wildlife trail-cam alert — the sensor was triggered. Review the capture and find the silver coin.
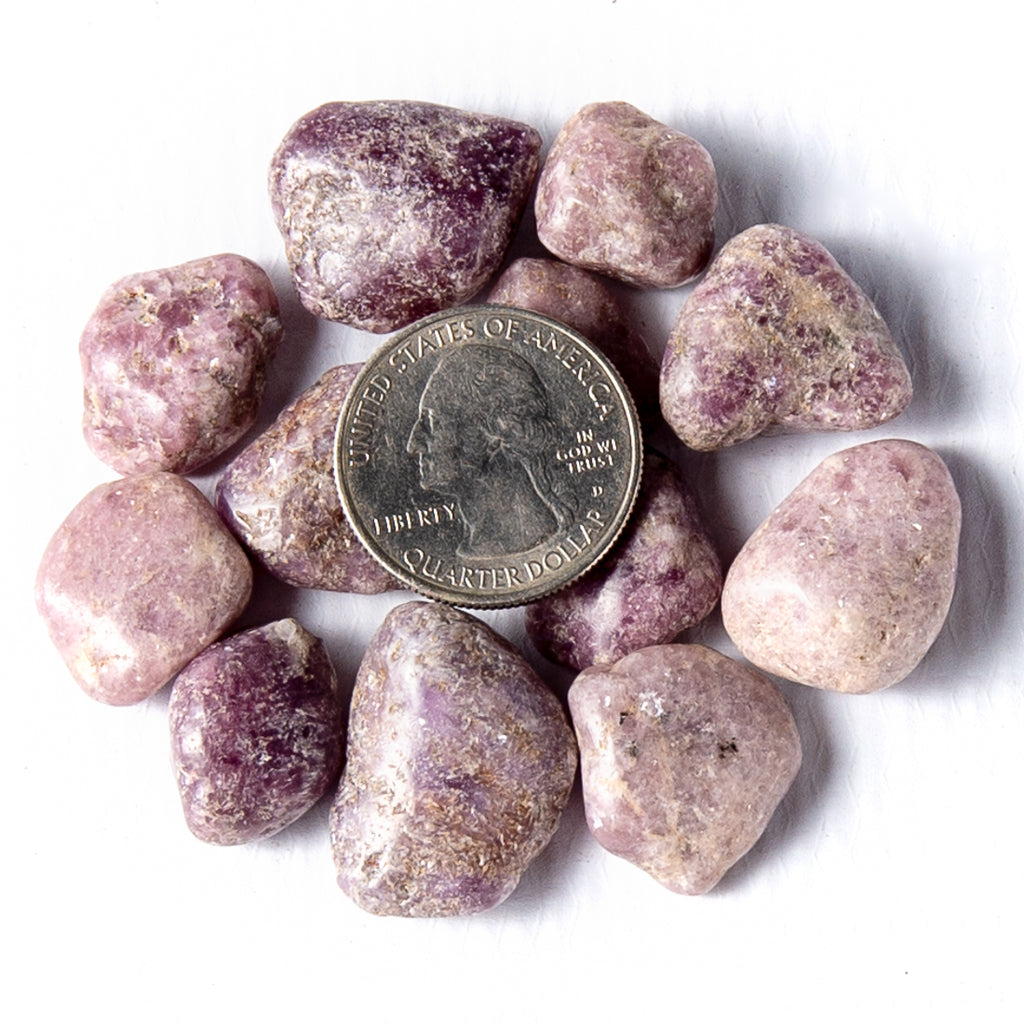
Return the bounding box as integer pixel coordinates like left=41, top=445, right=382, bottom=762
left=335, top=304, right=642, bottom=607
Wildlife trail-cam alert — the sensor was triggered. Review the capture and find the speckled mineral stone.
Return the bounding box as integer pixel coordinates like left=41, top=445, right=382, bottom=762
left=488, top=257, right=661, bottom=425
left=34, top=473, right=252, bottom=706
left=722, top=439, right=961, bottom=694
left=526, top=452, right=722, bottom=670
left=80, top=253, right=283, bottom=474
left=535, top=101, right=717, bottom=288
left=269, top=100, right=541, bottom=332
left=660, top=224, right=913, bottom=451
left=216, top=363, right=398, bottom=593
left=569, top=643, right=802, bottom=895
left=330, top=600, right=577, bottom=917
left=169, top=619, right=344, bottom=845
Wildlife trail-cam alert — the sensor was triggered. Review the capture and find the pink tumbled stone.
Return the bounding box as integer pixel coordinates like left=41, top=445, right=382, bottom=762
left=269, top=100, right=541, bottom=332
left=35, top=473, right=252, bottom=706
left=660, top=224, right=913, bottom=450
left=169, top=619, right=344, bottom=845
left=569, top=644, right=802, bottom=895
left=535, top=101, right=717, bottom=288
left=216, top=364, right=398, bottom=593
left=80, top=253, right=283, bottom=474
left=488, top=257, right=661, bottom=425
left=526, top=452, right=722, bottom=670
left=722, top=439, right=961, bottom=694
left=331, top=601, right=577, bottom=917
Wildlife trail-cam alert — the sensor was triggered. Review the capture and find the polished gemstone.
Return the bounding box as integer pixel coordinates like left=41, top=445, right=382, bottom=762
left=35, top=473, right=252, bottom=705
left=660, top=224, right=912, bottom=450
left=526, top=452, right=722, bottom=670
left=216, top=363, right=399, bottom=593
left=80, top=253, right=283, bottom=474
left=330, top=601, right=577, bottom=916
left=569, top=643, right=802, bottom=894
left=722, top=439, right=961, bottom=693
left=535, top=101, right=717, bottom=287
left=269, top=100, right=540, bottom=332
left=169, top=619, right=344, bottom=844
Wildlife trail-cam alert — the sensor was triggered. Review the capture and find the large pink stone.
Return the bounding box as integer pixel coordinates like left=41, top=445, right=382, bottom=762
left=488, top=257, right=661, bottom=426
left=330, top=601, right=577, bottom=917
left=535, top=101, right=717, bottom=288
left=660, top=224, right=913, bottom=450
left=269, top=100, right=541, bottom=332
left=216, top=363, right=399, bottom=593
left=525, top=452, right=722, bottom=670
left=569, top=644, right=802, bottom=895
left=722, top=439, right=961, bottom=693
left=80, top=253, right=283, bottom=474
left=35, top=473, right=252, bottom=706
left=169, top=619, right=344, bottom=845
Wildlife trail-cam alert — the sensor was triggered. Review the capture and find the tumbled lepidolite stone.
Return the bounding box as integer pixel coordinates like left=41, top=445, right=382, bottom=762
left=660, top=224, right=913, bottom=450
left=722, top=439, right=961, bottom=694
left=526, top=452, right=722, bottom=670
left=216, top=363, right=398, bottom=593
left=80, top=253, right=283, bottom=474
left=488, top=257, right=661, bottom=426
left=268, top=100, right=541, bottom=332
left=535, top=101, right=717, bottom=288
left=35, top=473, right=252, bottom=705
left=569, top=644, right=802, bottom=895
left=169, top=619, right=344, bottom=845
left=331, top=601, right=577, bottom=917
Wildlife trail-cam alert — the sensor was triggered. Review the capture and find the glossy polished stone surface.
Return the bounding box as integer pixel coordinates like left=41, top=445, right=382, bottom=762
left=660, top=224, right=912, bottom=450
left=269, top=100, right=540, bottom=332
left=330, top=601, right=577, bottom=916
left=526, top=452, right=721, bottom=670
left=535, top=101, right=717, bottom=288
left=569, top=643, right=802, bottom=895
left=722, top=439, right=961, bottom=693
left=216, top=363, right=399, bottom=593
left=80, top=253, right=283, bottom=474
left=169, top=619, right=344, bottom=845
left=35, top=473, right=252, bottom=705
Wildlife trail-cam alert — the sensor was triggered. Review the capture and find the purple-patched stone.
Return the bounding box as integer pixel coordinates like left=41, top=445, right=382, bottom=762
left=169, top=619, right=344, bottom=845
left=488, top=257, right=661, bottom=426
left=330, top=600, right=577, bottom=917
left=535, top=101, right=717, bottom=288
left=269, top=100, right=541, bottom=332
left=216, top=364, right=398, bottom=594
left=34, top=473, right=252, bottom=706
left=80, top=253, right=283, bottom=475
left=660, top=224, right=913, bottom=450
left=569, top=644, right=802, bottom=895
left=722, top=439, right=961, bottom=694
left=526, top=452, right=722, bottom=670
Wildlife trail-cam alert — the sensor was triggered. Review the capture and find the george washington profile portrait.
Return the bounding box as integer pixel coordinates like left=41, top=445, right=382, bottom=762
left=406, top=344, right=575, bottom=559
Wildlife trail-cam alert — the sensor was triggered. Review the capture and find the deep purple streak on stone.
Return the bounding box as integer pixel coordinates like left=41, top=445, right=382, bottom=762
left=525, top=452, right=722, bottom=670
left=569, top=644, right=802, bottom=895
left=216, top=363, right=398, bottom=593
left=169, top=619, right=344, bottom=845
left=330, top=601, right=577, bottom=917
left=722, top=439, right=961, bottom=693
left=268, top=100, right=541, bottom=332
left=34, top=473, right=252, bottom=706
left=660, top=224, right=913, bottom=450
left=80, top=253, right=283, bottom=474
left=535, top=101, right=717, bottom=288
left=488, top=257, right=661, bottom=428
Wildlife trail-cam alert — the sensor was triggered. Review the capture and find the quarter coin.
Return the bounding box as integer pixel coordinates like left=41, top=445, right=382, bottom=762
left=335, top=305, right=642, bottom=607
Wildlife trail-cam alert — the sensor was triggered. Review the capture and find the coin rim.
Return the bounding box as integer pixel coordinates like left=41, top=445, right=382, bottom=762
left=334, top=303, right=643, bottom=609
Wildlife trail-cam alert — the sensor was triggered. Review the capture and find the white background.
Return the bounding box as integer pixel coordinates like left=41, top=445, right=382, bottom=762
left=5, top=2, right=1021, bottom=1020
